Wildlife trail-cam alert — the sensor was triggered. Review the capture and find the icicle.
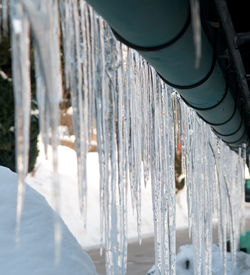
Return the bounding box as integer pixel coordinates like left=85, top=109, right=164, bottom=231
left=116, top=43, right=129, bottom=274
left=60, top=0, right=88, bottom=227
left=10, top=1, right=31, bottom=238
left=179, top=97, right=245, bottom=275
left=34, top=48, right=48, bottom=156
left=147, top=74, right=176, bottom=275
left=129, top=51, right=143, bottom=244
left=240, top=144, right=247, bottom=234
left=10, top=0, right=63, bottom=261
left=94, top=19, right=126, bottom=274
left=95, top=16, right=106, bottom=256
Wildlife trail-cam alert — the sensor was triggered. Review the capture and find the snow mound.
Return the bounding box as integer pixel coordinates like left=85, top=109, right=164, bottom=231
left=147, top=244, right=250, bottom=275
left=0, top=166, right=97, bottom=275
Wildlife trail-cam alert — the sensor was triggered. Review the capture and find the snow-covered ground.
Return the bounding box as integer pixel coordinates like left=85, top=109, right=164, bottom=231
left=26, top=145, right=153, bottom=248
left=0, top=166, right=97, bottom=275
left=0, top=143, right=188, bottom=275
left=26, top=144, right=188, bottom=249
left=2, top=144, right=249, bottom=274
left=147, top=244, right=250, bottom=275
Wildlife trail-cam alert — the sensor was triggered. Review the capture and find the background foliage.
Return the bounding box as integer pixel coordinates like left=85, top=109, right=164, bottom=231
left=0, top=36, right=39, bottom=172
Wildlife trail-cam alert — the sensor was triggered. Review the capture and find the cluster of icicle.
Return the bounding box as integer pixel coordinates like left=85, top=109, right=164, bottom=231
left=60, top=3, right=176, bottom=273
left=0, top=1, right=246, bottom=275
left=175, top=95, right=246, bottom=275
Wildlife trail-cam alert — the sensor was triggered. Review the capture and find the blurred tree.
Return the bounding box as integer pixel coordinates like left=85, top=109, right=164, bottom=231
left=0, top=35, right=39, bottom=172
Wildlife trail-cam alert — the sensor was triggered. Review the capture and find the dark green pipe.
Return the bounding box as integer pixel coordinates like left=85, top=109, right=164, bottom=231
left=86, top=0, right=248, bottom=146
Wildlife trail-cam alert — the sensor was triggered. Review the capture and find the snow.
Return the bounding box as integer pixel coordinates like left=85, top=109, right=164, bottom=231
left=1, top=143, right=249, bottom=275
left=26, top=144, right=153, bottom=249
left=26, top=143, right=188, bottom=249
left=0, top=141, right=188, bottom=274
left=0, top=166, right=97, bottom=275
left=148, top=244, right=250, bottom=275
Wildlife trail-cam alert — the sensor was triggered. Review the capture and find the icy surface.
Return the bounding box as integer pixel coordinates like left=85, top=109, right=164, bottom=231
left=0, top=166, right=97, bottom=275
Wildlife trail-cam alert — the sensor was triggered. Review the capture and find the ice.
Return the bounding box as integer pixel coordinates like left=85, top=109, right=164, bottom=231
left=9, top=0, right=63, bottom=260
left=10, top=2, right=31, bottom=237
left=4, top=1, right=248, bottom=275
left=60, top=4, right=178, bottom=272
left=179, top=96, right=246, bottom=275
left=59, top=0, right=89, bottom=227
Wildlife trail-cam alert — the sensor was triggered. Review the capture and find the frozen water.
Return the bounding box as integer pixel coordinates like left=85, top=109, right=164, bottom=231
left=10, top=1, right=31, bottom=238
left=3, top=1, right=247, bottom=275
left=179, top=96, right=245, bottom=275
left=9, top=0, right=63, bottom=261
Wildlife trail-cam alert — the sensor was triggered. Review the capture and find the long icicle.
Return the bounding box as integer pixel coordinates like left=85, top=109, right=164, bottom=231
left=10, top=1, right=31, bottom=239
left=10, top=0, right=63, bottom=261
